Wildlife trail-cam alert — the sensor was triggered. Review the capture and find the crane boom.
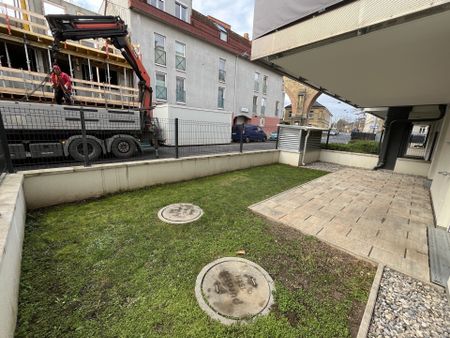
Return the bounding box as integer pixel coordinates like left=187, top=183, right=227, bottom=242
left=46, top=15, right=153, bottom=113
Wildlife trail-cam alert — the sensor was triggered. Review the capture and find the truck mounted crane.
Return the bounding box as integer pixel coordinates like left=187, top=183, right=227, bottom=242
left=1, top=15, right=162, bottom=163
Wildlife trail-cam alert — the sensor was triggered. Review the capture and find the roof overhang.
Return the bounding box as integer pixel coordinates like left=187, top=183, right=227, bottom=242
left=252, top=0, right=450, bottom=108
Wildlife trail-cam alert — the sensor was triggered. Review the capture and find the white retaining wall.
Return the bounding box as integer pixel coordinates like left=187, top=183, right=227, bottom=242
left=23, top=150, right=279, bottom=209
left=320, top=149, right=379, bottom=169
left=0, top=174, right=26, bottom=338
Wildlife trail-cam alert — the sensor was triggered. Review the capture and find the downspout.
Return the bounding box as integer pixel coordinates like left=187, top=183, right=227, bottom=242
left=301, top=129, right=311, bottom=166
left=374, top=105, right=447, bottom=170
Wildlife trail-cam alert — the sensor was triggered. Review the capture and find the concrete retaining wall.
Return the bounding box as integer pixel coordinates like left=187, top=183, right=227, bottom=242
left=279, top=151, right=300, bottom=166
left=23, top=150, right=280, bottom=209
left=320, top=149, right=378, bottom=169
left=394, top=158, right=431, bottom=177
left=0, top=174, right=26, bottom=338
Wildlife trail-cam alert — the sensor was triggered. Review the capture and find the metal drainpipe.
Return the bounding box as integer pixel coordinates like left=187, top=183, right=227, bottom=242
left=301, top=129, right=311, bottom=166
left=374, top=105, right=447, bottom=170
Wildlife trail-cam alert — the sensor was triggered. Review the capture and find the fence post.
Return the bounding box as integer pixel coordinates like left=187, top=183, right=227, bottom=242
left=175, top=118, right=179, bottom=159
left=0, top=111, right=14, bottom=173
left=326, top=129, right=331, bottom=146
left=275, top=125, right=281, bottom=149
left=79, top=109, right=90, bottom=167
left=239, top=124, right=244, bottom=153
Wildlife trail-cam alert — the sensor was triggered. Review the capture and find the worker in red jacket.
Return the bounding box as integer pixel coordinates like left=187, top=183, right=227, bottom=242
left=51, top=65, right=73, bottom=105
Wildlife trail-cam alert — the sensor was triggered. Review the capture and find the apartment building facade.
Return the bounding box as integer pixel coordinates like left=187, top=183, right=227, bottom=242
left=104, top=0, right=284, bottom=133
left=252, top=0, right=450, bottom=230
left=0, top=0, right=136, bottom=107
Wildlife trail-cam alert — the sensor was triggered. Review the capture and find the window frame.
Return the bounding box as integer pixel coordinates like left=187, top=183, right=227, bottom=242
left=155, top=71, right=167, bottom=101
left=154, top=33, right=166, bottom=66
left=252, top=95, right=258, bottom=114
left=175, top=41, right=186, bottom=72
left=217, top=86, right=225, bottom=109
left=254, top=72, right=260, bottom=92
left=148, top=0, right=164, bottom=10
left=176, top=76, right=186, bottom=104
left=262, top=75, right=268, bottom=95
left=261, top=97, right=266, bottom=116
left=218, top=58, right=226, bottom=83
left=175, top=1, right=188, bottom=22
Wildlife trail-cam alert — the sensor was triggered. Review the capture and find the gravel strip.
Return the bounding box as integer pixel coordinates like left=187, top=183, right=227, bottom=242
left=303, top=161, right=344, bottom=172
left=368, top=267, right=450, bottom=338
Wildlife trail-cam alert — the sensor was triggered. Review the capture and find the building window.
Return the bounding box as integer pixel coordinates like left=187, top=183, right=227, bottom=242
left=175, top=2, right=188, bottom=22
left=155, top=72, right=167, bottom=101
left=148, top=0, right=164, bottom=10
left=218, top=58, right=226, bottom=82
left=176, top=76, right=186, bottom=103
left=262, top=75, right=268, bottom=95
left=218, top=87, right=225, bottom=109
left=252, top=96, right=258, bottom=114
left=275, top=101, right=280, bottom=116
left=175, top=41, right=186, bottom=71
left=261, top=98, right=266, bottom=116
left=217, top=25, right=227, bottom=41
left=254, top=72, right=260, bottom=92
left=308, top=111, right=314, bottom=119
left=154, top=33, right=166, bottom=66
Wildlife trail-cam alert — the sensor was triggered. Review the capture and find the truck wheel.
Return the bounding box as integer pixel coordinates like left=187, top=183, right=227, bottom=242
left=68, top=138, right=101, bottom=162
left=111, top=137, right=137, bottom=159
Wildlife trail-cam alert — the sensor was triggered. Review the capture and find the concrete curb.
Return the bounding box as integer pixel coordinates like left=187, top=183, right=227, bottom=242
left=357, top=264, right=384, bottom=338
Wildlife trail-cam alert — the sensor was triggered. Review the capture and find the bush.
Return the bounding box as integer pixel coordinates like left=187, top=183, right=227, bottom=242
left=322, top=140, right=380, bottom=154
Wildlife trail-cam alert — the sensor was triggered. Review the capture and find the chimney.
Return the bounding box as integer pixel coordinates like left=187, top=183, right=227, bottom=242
left=243, top=33, right=249, bottom=40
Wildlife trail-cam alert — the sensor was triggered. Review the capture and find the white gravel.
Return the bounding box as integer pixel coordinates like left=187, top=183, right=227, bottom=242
left=368, top=267, right=450, bottom=338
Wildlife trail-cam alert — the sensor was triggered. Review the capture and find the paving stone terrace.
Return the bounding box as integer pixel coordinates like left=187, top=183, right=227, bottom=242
left=250, top=168, right=433, bottom=281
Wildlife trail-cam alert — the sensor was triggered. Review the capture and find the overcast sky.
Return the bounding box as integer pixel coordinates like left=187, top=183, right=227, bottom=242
left=72, top=0, right=355, bottom=121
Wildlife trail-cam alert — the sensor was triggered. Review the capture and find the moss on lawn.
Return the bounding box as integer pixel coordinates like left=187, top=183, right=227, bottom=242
left=16, top=164, right=375, bottom=338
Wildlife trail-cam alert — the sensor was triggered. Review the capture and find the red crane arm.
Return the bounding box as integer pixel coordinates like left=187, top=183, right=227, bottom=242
left=46, top=15, right=153, bottom=113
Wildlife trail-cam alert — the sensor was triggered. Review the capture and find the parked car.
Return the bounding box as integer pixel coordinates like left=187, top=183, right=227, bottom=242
left=269, top=131, right=278, bottom=141
left=329, top=129, right=339, bottom=136
left=232, top=125, right=267, bottom=142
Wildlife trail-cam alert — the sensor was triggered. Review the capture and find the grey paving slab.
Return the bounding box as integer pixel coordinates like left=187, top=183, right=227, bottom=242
left=249, top=167, right=434, bottom=282
left=428, top=226, right=450, bottom=287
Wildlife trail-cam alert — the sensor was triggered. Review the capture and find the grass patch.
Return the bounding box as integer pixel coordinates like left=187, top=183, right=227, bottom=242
left=17, top=164, right=375, bottom=337
left=323, top=140, right=380, bottom=154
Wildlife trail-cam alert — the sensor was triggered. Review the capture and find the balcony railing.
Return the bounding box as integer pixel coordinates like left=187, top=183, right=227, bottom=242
left=176, top=55, right=186, bottom=71
left=0, top=66, right=139, bottom=107
left=155, top=47, right=167, bottom=66
left=176, top=90, right=186, bottom=103
left=155, top=85, right=167, bottom=100
left=218, top=96, right=224, bottom=109
left=219, top=69, right=226, bottom=82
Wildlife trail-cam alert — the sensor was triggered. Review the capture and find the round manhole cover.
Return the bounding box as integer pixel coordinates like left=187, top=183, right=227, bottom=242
left=158, top=203, right=203, bottom=224
left=195, top=257, right=275, bottom=325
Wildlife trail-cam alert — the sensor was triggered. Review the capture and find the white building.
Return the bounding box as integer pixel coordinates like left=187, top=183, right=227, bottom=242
left=103, top=0, right=284, bottom=134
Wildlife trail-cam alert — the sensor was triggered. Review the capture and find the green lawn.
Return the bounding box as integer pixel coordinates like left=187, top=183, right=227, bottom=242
left=17, top=164, right=375, bottom=338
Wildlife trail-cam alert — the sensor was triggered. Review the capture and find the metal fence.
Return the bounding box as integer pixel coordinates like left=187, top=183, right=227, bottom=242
left=0, top=106, right=277, bottom=172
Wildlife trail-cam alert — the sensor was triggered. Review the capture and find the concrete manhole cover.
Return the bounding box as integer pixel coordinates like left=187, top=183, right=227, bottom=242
left=195, top=257, right=275, bottom=325
left=158, top=203, right=203, bottom=224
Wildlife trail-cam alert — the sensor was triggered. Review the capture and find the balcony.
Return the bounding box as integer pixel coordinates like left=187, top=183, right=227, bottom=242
left=155, top=85, right=167, bottom=100
left=155, top=47, right=167, bottom=66
left=252, top=0, right=450, bottom=107
left=176, top=90, right=186, bottom=103
left=175, top=55, right=186, bottom=71
left=218, top=69, right=226, bottom=82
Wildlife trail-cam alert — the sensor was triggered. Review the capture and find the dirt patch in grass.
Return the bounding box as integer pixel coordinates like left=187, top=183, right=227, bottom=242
left=16, top=164, right=375, bottom=338
left=263, top=222, right=375, bottom=337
